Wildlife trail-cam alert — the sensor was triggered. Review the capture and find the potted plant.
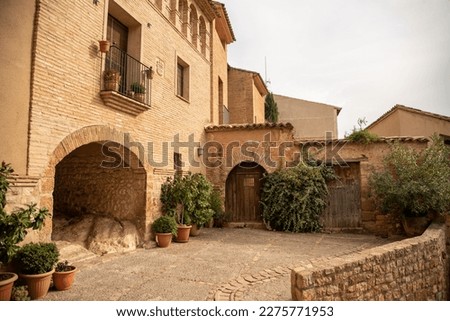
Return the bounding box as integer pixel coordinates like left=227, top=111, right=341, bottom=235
left=98, top=39, right=111, bottom=53
left=160, top=174, right=192, bottom=242
left=151, top=216, right=178, bottom=248
left=0, top=162, right=49, bottom=300
left=0, top=272, right=18, bottom=301
left=1, top=162, right=49, bottom=271
left=15, top=242, right=59, bottom=300
left=53, top=260, right=77, bottom=291
left=130, top=82, right=146, bottom=102
left=103, top=69, right=121, bottom=91
left=369, top=136, right=450, bottom=236
left=11, top=285, right=30, bottom=301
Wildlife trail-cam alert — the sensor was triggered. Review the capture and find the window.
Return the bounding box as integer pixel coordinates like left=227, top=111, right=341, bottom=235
left=176, top=57, right=189, bottom=101
left=174, top=152, right=183, bottom=172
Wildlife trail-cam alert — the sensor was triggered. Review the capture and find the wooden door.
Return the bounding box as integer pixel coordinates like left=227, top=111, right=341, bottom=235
left=226, top=163, right=265, bottom=222
left=322, top=163, right=361, bottom=228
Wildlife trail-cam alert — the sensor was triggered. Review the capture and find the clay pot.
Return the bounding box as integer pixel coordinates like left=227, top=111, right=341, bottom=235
left=20, top=269, right=54, bottom=300
left=155, top=233, right=173, bottom=248
left=0, top=272, right=18, bottom=301
left=190, top=224, right=201, bottom=236
left=53, top=266, right=77, bottom=291
left=98, top=40, right=110, bottom=53
left=401, top=216, right=432, bottom=237
left=176, top=225, right=192, bottom=243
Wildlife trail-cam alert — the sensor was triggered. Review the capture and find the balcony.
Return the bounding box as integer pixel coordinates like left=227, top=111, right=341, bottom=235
left=100, top=45, right=152, bottom=116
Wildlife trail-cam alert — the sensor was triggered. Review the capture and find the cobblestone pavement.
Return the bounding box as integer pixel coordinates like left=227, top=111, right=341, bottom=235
left=44, top=228, right=396, bottom=301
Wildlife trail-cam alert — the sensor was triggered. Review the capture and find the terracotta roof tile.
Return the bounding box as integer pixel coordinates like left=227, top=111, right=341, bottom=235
left=205, top=122, right=294, bottom=132
left=295, top=136, right=429, bottom=145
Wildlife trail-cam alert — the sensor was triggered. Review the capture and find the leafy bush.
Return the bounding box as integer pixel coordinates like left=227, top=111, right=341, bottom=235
left=11, top=286, right=30, bottom=301
left=261, top=163, right=331, bottom=232
left=346, top=118, right=379, bottom=144
left=369, top=136, right=450, bottom=217
left=0, top=162, right=49, bottom=265
left=160, top=173, right=214, bottom=226
left=55, top=260, right=75, bottom=272
left=151, top=216, right=178, bottom=236
left=188, top=174, right=215, bottom=226
left=15, top=242, right=59, bottom=274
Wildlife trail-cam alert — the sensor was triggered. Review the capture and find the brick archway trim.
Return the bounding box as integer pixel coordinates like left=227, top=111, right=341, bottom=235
left=40, top=125, right=149, bottom=204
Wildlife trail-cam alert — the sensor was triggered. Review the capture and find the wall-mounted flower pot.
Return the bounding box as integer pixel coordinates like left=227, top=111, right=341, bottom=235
left=98, top=40, right=111, bottom=53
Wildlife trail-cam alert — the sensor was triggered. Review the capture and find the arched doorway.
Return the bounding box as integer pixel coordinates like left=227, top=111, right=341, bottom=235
left=52, top=141, right=146, bottom=254
left=225, top=162, right=266, bottom=223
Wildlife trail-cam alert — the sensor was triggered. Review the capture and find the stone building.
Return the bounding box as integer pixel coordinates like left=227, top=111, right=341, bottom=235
left=1, top=1, right=443, bottom=256
left=0, top=0, right=239, bottom=251
left=227, top=66, right=268, bottom=124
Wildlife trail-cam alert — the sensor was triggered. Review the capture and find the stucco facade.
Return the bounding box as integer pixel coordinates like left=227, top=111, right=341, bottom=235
left=367, top=105, right=450, bottom=139
left=274, top=94, right=341, bottom=140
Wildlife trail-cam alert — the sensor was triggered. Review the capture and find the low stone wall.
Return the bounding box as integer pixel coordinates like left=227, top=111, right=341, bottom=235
left=291, top=223, right=448, bottom=300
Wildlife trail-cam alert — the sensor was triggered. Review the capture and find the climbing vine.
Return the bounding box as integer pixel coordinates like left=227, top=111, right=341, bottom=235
left=261, top=162, right=332, bottom=232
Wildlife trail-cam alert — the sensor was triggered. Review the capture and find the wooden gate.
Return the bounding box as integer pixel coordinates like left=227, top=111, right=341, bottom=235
left=226, top=162, right=265, bottom=222
left=322, top=162, right=361, bottom=229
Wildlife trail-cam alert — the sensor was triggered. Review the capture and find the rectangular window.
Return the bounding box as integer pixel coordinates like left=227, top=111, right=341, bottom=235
left=176, top=57, right=189, bottom=101
left=177, top=64, right=184, bottom=97
left=174, top=152, right=182, bottom=172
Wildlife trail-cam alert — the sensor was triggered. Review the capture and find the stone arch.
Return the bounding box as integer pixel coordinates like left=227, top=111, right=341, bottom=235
left=189, top=4, right=198, bottom=46
left=41, top=125, right=151, bottom=254
left=225, top=161, right=267, bottom=223
left=169, top=0, right=178, bottom=24
left=199, top=16, right=207, bottom=55
left=179, top=0, right=189, bottom=36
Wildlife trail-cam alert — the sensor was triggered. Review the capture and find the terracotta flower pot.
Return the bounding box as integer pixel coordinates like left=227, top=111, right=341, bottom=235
left=0, top=272, right=18, bottom=301
left=98, top=40, right=110, bottom=53
left=53, top=266, right=77, bottom=291
left=190, top=223, right=201, bottom=236
left=401, top=216, right=432, bottom=237
left=155, top=232, right=173, bottom=248
left=176, top=225, right=192, bottom=243
left=20, top=269, right=54, bottom=300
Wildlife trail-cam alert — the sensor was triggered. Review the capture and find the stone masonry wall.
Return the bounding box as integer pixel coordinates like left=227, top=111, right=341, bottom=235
left=291, top=223, right=448, bottom=301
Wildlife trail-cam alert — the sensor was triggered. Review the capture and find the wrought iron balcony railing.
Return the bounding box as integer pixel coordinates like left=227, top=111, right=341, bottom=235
left=103, top=45, right=151, bottom=106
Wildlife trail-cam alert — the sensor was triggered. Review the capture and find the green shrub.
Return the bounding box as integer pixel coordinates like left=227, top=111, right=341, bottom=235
left=15, top=242, right=59, bottom=274
left=261, top=163, right=331, bottom=232
left=346, top=118, right=379, bottom=144
left=160, top=173, right=214, bottom=226
left=0, top=162, right=49, bottom=265
left=369, top=136, right=450, bottom=218
left=151, top=216, right=178, bottom=236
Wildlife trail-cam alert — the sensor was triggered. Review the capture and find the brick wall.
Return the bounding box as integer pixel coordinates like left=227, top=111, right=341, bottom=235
left=1, top=0, right=219, bottom=242
left=291, top=223, right=448, bottom=301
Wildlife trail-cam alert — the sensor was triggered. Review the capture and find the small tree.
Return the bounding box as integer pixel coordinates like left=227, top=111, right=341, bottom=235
left=369, top=136, right=450, bottom=218
left=264, top=92, right=279, bottom=122
left=160, top=173, right=214, bottom=226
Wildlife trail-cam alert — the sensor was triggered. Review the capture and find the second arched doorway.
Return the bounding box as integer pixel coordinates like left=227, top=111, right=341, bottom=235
left=225, top=162, right=266, bottom=223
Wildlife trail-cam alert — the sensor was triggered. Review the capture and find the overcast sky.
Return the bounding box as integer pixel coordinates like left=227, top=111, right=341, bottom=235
left=220, top=0, right=450, bottom=137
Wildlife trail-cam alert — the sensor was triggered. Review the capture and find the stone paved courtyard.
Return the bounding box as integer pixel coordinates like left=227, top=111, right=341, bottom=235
left=44, top=228, right=398, bottom=301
